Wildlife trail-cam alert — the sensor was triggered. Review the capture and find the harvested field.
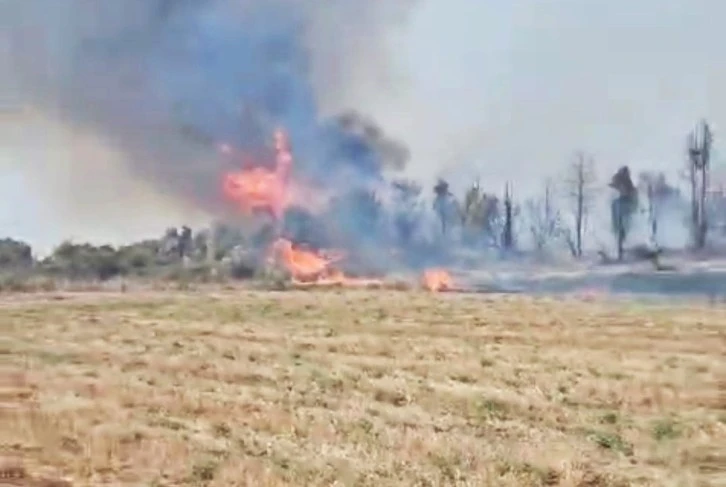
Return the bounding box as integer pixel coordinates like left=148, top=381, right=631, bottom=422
left=1, top=290, right=725, bottom=486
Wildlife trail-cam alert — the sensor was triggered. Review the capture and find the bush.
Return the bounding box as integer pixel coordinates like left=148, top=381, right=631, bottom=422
left=44, top=241, right=127, bottom=281
left=0, top=272, right=58, bottom=293
left=0, top=238, right=33, bottom=269
left=0, top=225, right=270, bottom=289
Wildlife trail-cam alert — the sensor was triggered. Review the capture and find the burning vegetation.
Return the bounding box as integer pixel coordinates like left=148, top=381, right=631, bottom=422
left=219, top=127, right=454, bottom=291
left=4, top=1, right=726, bottom=295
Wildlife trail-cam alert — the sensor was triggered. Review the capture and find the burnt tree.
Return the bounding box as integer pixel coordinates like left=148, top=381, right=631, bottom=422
left=433, top=179, right=455, bottom=236
left=565, top=152, right=597, bottom=258
left=686, top=120, right=713, bottom=250
left=609, top=166, right=638, bottom=261
left=501, top=182, right=515, bottom=251
left=638, top=171, right=679, bottom=247
left=526, top=179, right=565, bottom=253
left=458, top=181, right=501, bottom=247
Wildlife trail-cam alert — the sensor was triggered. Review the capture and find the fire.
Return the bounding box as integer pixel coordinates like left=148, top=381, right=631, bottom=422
left=269, top=238, right=341, bottom=282
left=221, top=129, right=322, bottom=218
left=268, top=238, right=384, bottom=288
left=220, top=128, right=455, bottom=293
left=421, top=268, right=454, bottom=292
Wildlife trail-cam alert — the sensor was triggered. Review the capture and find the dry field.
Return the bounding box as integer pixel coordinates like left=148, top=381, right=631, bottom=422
left=1, top=289, right=725, bottom=486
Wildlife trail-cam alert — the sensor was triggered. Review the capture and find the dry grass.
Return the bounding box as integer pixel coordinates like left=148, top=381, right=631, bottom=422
left=1, top=289, right=725, bottom=486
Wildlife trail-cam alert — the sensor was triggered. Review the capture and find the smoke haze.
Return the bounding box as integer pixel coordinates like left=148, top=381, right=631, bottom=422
left=2, top=0, right=726, bottom=249
left=1, top=0, right=414, bottom=248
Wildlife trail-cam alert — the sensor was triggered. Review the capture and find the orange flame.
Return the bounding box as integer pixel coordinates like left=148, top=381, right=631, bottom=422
left=222, top=129, right=323, bottom=218
left=270, top=238, right=339, bottom=281
left=421, top=268, right=454, bottom=292
left=269, top=238, right=384, bottom=287
left=221, top=128, right=456, bottom=293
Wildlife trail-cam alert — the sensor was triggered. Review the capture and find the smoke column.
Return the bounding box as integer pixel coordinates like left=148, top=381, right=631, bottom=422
left=1, top=0, right=413, bottom=245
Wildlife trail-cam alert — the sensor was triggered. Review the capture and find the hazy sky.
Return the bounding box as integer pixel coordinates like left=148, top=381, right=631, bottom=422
left=2, top=0, right=726, bottom=251
left=396, top=0, right=726, bottom=190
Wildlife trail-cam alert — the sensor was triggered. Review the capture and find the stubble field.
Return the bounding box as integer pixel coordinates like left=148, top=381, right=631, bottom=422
left=1, top=289, right=725, bottom=486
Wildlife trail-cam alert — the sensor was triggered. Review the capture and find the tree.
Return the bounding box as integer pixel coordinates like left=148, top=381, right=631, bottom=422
left=501, top=182, right=515, bottom=251
left=433, top=179, right=456, bottom=236
left=458, top=181, right=501, bottom=247
left=0, top=238, right=33, bottom=269
left=565, top=152, right=597, bottom=257
left=179, top=226, right=193, bottom=259
left=211, top=223, right=245, bottom=259
left=609, top=166, right=638, bottom=261
left=638, top=171, right=680, bottom=247
left=526, top=179, right=565, bottom=253
left=46, top=241, right=125, bottom=280
left=161, top=227, right=180, bottom=260
left=686, top=119, right=713, bottom=250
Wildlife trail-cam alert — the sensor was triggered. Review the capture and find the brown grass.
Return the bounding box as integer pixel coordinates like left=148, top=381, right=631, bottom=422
left=1, top=290, right=725, bottom=486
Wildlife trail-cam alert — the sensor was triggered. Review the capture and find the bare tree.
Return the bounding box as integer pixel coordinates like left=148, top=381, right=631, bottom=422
left=565, top=152, right=597, bottom=258
left=459, top=179, right=482, bottom=229
left=501, top=182, right=515, bottom=251
left=433, top=179, right=455, bottom=236
left=686, top=119, right=713, bottom=250
left=526, top=178, right=565, bottom=253
left=638, top=171, right=680, bottom=247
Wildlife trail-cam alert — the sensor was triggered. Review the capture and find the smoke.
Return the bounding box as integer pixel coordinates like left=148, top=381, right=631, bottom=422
left=4, top=0, right=726, bottom=254
left=2, top=0, right=414, bottom=239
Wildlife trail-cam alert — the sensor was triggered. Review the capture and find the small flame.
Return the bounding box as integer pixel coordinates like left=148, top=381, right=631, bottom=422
left=421, top=268, right=454, bottom=292
left=269, top=238, right=384, bottom=287
left=270, top=238, right=338, bottom=281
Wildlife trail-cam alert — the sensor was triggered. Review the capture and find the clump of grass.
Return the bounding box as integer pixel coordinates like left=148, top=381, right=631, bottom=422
left=600, top=412, right=619, bottom=425
left=587, top=430, right=634, bottom=456
left=213, top=421, right=232, bottom=438
left=470, top=398, right=510, bottom=422
left=150, top=417, right=185, bottom=431
left=428, top=452, right=466, bottom=483
left=190, top=459, right=218, bottom=483
left=652, top=419, right=680, bottom=441
left=373, top=387, right=409, bottom=406
left=497, top=461, right=561, bottom=486
left=479, top=357, right=495, bottom=367
left=451, top=373, right=477, bottom=384
left=253, top=265, right=291, bottom=291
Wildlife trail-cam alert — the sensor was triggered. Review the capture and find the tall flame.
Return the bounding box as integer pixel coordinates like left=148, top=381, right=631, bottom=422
left=222, top=129, right=317, bottom=219
left=221, top=129, right=454, bottom=292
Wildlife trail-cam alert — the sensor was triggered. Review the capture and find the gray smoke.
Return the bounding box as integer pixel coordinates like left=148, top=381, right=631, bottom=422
left=1, top=0, right=414, bottom=234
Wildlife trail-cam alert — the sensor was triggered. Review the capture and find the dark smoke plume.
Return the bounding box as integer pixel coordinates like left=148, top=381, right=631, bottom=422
left=3, top=0, right=412, bottom=219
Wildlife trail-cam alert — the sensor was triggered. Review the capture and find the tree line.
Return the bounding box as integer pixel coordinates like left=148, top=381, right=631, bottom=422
left=0, top=119, right=719, bottom=284
left=428, top=119, right=719, bottom=262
